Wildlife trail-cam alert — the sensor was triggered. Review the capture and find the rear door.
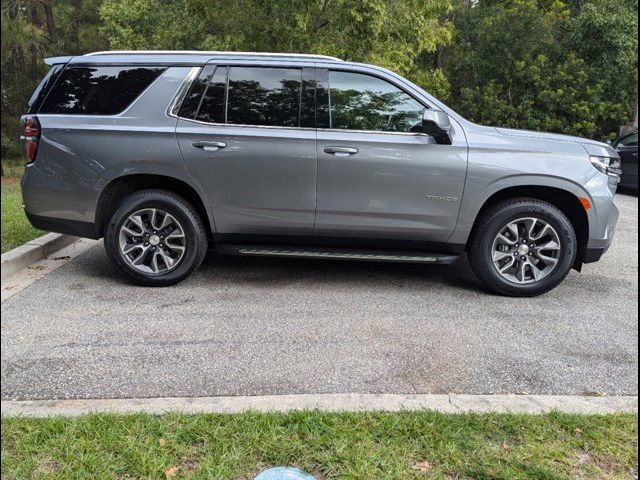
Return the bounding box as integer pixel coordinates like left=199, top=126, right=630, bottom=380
left=314, top=68, right=468, bottom=244
left=176, top=64, right=317, bottom=237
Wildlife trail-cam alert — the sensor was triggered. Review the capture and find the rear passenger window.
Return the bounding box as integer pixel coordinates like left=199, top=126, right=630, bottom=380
left=39, top=66, right=165, bottom=115
left=196, top=67, right=227, bottom=124
left=226, top=67, right=302, bottom=127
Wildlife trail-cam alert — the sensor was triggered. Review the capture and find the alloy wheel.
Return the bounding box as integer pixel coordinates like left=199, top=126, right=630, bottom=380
left=118, top=208, right=186, bottom=275
left=491, top=217, right=562, bottom=284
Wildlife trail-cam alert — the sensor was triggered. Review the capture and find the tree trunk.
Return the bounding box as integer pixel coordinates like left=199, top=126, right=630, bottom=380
left=42, top=0, right=58, bottom=44
left=434, top=44, right=445, bottom=69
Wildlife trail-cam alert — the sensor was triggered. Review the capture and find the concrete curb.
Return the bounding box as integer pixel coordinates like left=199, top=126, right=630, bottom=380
left=1, top=394, right=637, bottom=417
left=1, top=233, right=77, bottom=282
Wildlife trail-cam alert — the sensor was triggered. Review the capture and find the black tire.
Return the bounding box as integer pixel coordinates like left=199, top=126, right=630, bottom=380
left=468, top=197, right=577, bottom=297
left=104, top=189, right=208, bottom=286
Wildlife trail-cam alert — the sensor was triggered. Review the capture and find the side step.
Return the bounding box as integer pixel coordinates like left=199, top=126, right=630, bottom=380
left=213, top=244, right=460, bottom=265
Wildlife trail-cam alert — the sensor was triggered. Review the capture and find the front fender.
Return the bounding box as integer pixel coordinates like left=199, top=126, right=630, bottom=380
left=449, top=172, right=598, bottom=245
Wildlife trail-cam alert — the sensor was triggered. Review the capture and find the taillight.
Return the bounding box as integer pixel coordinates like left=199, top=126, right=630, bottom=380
left=20, top=115, right=41, bottom=163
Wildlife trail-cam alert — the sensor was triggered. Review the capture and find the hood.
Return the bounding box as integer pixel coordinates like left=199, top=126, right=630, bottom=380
left=495, top=127, right=618, bottom=157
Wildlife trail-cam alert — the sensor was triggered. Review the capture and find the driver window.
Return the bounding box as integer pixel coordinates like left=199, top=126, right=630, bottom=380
left=328, top=71, right=424, bottom=133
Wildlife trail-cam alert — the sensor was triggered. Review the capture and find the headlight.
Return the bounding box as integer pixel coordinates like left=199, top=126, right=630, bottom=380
left=590, top=155, right=622, bottom=177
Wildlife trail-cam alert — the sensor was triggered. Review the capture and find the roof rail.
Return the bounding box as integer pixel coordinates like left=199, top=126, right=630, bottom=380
left=84, top=50, right=343, bottom=61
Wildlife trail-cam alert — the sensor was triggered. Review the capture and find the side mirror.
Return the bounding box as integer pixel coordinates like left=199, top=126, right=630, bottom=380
left=422, top=109, right=453, bottom=145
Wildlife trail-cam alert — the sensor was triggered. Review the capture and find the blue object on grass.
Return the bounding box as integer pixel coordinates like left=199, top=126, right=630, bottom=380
left=254, top=467, right=316, bottom=479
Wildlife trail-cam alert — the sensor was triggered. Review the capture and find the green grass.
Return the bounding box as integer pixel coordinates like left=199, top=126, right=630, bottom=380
left=1, top=411, right=637, bottom=479
left=1, top=159, right=44, bottom=253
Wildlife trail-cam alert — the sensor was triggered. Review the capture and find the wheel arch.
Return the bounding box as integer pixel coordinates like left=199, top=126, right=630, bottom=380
left=468, top=185, right=589, bottom=270
left=95, top=174, right=214, bottom=239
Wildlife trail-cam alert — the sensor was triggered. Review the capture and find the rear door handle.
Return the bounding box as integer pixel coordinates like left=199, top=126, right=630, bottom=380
left=324, top=146, right=358, bottom=156
left=192, top=141, right=227, bottom=151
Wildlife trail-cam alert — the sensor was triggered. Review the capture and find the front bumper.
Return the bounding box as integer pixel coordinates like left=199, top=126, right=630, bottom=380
left=583, top=173, right=619, bottom=263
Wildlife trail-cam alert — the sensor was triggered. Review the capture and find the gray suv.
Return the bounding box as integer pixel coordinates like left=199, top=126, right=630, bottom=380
left=20, top=51, right=621, bottom=296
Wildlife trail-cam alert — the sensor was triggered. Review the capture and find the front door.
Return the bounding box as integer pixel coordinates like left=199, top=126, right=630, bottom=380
left=315, top=69, right=468, bottom=244
left=176, top=65, right=317, bottom=236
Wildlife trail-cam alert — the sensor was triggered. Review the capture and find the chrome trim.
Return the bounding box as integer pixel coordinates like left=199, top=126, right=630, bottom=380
left=85, top=50, right=343, bottom=61
left=318, top=128, right=430, bottom=137
left=167, top=66, right=201, bottom=118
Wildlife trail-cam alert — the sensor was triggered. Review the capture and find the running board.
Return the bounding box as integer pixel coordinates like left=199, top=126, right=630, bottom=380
left=213, top=244, right=460, bottom=265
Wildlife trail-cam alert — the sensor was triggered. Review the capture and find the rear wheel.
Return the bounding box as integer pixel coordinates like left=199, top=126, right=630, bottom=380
left=104, top=190, right=208, bottom=286
left=468, top=198, right=577, bottom=297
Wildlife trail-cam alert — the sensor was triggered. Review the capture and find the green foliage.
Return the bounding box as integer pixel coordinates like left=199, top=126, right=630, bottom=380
left=99, top=0, right=454, bottom=94
left=445, top=0, right=638, bottom=139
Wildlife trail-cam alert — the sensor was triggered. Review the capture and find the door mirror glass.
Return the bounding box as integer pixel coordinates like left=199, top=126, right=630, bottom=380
left=422, top=109, right=452, bottom=145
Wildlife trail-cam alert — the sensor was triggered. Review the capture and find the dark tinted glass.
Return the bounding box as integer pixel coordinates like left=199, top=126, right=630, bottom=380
left=178, top=65, right=215, bottom=119
left=300, top=68, right=317, bottom=128
left=196, top=67, right=227, bottom=124
left=329, top=71, right=423, bottom=132
left=227, top=67, right=301, bottom=127
left=40, top=66, right=165, bottom=115
left=28, top=64, right=64, bottom=114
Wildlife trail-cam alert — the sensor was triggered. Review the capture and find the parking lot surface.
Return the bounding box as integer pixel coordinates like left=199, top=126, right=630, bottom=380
left=1, top=195, right=637, bottom=401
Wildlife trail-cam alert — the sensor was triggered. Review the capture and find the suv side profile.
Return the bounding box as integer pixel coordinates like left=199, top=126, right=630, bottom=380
left=20, top=51, right=621, bottom=296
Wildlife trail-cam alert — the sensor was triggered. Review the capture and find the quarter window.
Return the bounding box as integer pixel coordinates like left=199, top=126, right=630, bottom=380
left=226, top=67, right=302, bottom=127
left=328, top=71, right=424, bottom=132
left=39, top=66, right=165, bottom=115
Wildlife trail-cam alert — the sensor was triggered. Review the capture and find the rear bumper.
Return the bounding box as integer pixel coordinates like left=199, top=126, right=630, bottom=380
left=26, top=212, right=99, bottom=239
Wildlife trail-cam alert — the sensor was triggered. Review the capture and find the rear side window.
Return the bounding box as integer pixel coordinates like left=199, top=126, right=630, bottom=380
left=226, top=67, right=302, bottom=127
left=27, top=64, right=64, bottom=114
left=39, top=66, right=165, bottom=115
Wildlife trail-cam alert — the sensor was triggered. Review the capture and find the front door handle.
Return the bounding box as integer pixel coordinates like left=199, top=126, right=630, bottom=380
left=324, top=146, right=358, bottom=156
left=192, top=141, right=227, bottom=152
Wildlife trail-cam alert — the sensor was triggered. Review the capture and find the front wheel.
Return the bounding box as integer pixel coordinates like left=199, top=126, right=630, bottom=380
left=468, top=198, right=577, bottom=297
left=104, top=190, right=208, bottom=286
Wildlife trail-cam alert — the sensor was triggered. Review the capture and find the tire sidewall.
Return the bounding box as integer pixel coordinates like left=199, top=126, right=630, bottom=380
left=105, top=191, right=206, bottom=285
left=475, top=202, right=577, bottom=295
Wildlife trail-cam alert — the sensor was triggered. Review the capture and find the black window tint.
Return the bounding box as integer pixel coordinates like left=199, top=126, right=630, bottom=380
left=178, top=65, right=215, bottom=119
left=227, top=67, right=301, bottom=127
left=28, top=64, right=64, bottom=114
left=40, top=66, right=165, bottom=115
left=300, top=68, right=317, bottom=128
left=329, top=71, right=423, bottom=132
left=196, top=66, right=227, bottom=124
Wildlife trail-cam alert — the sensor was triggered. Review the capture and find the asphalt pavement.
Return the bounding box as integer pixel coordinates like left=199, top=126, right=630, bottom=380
left=1, top=194, right=637, bottom=400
